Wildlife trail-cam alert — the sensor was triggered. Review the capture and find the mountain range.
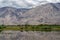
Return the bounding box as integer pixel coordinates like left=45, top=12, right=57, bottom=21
left=0, top=3, right=60, bottom=25
left=21, top=3, right=60, bottom=25
left=0, top=7, right=30, bottom=25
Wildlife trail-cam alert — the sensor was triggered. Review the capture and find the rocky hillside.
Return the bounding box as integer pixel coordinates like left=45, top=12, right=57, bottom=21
left=0, top=7, right=30, bottom=25
left=0, top=3, right=60, bottom=25
left=22, top=3, right=60, bottom=25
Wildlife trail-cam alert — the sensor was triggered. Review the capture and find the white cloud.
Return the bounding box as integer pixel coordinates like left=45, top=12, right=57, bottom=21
left=47, top=0, right=60, bottom=2
left=0, top=0, right=60, bottom=8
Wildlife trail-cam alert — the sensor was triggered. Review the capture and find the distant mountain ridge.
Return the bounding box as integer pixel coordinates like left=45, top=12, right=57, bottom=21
left=0, top=7, right=30, bottom=25
left=0, top=3, right=60, bottom=25
left=21, top=3, right=60, bottom=25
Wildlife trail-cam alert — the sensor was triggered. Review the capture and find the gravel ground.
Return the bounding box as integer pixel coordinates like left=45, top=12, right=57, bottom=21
left=0, top=31, right=60, bottom=40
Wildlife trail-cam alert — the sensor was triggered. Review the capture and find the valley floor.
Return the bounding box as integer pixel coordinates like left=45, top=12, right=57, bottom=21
left=0, top=31, right=60, bottom=40
left=0, top=25, right=60, bottom=40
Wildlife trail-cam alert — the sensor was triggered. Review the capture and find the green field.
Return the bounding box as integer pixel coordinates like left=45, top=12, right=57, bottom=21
left=0, top=25, right=60, bottom=32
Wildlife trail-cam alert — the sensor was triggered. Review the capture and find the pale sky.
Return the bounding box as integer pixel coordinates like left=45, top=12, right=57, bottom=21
left=0, top=0, right=60, bottom=8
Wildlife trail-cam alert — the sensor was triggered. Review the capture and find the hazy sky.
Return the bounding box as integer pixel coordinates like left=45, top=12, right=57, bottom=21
left=0, top=0, right=60, bottom=8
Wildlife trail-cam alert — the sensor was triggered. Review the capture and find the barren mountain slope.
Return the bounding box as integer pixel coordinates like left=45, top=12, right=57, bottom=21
left=21, top=3, right=60, bottom=25
left=0, top=7, right=30, bottom=25
left=0, top=3, right=60, bottom=25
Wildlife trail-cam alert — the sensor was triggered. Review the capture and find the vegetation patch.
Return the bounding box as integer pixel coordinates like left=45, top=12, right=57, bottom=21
left=0, top=25, right=60, bottom=32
